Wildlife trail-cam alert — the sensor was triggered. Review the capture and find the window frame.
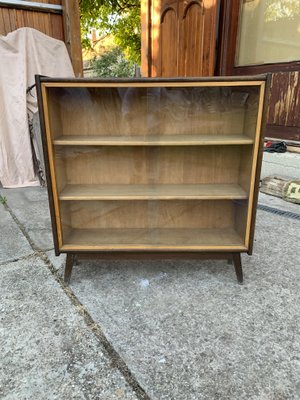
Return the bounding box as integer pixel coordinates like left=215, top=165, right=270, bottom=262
left=217, top=0, right=300, bottom=76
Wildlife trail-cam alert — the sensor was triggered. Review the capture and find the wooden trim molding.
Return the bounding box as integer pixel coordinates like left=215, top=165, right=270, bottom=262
left=161, top=5, right=177, bottom=22
left=216, top=0, right=240, bottom=75
left=230, top=63, right=300, bottom=76
left=182, top=0, right=204, bottom=19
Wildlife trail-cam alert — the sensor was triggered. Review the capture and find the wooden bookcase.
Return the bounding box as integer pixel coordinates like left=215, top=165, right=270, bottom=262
left=36, top=76, right=269, bottom=283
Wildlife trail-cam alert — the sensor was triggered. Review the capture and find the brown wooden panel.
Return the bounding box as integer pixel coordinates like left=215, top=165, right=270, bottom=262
left=15, top=9, right=25, bottom=29
left=8, top=8, right=17, bottom=31
left=178, top=1, right=205, bottom=76
left=22, top=8, right=29, bottom=26
left=62, top=200, right=235, bottom=229
left=62, top=0, right=83, bottom=76
left=216, top=0, right=240, bottom=76
left=0, top=9, right=6, bottom=34
left=1, top=8, right=11, bottom=32
left=54, top=146, right=242, bottom=187
left=160, top=5, right=178, bottom=76
left=142, top=0, right=218, bottom=77
left=0, top=7, right=64, bottom=40
left=44, top=12, right=52, bottom=36
left=50, top=13, right=64, bottom=41
left=265, top=125, right=300, bottom=142
left=141, top=0, right=151, bottom=77
left=202, top=0, right=217, bottom=76
left=268, top=72, right=300, bottom=127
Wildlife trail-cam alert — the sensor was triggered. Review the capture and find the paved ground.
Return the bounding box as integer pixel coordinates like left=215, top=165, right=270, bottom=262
left=1, top=153, right=300, bottom=399
left=261, top=152, right=300, bottom=180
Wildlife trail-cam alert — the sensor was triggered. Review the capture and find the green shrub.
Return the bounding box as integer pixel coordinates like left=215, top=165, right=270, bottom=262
left=92, top=47, right=135, bottom=78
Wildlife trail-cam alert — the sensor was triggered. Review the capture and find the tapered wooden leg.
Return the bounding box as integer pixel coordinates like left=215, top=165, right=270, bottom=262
left=232, top=253, right=243, bottom=284
left=64, top=254, right=74, bottom=284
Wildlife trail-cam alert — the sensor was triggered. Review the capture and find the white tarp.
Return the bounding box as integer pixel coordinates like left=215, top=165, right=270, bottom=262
left=0, top=27, right=74, bottom=188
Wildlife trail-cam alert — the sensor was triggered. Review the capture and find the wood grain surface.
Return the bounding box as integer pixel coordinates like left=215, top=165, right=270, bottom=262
left=59, top=183, right=248, bottom=201
left=61, top=227, right=246, bottom=251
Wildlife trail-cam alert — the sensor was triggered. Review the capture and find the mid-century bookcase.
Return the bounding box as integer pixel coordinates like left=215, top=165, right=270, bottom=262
left=36, top=76, right=269, bottom=284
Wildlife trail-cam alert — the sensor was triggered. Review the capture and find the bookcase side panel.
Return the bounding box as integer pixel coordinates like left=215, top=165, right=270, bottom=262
left=45, top=88, right=64, bottom=139
left=60, top=202, right=72, bottom=243
left=244, top=83, right=266, bottom=248
left=235, top=84, right=265, bottom=248
left=238, top=146, right=253, bottom=194
left=242, top=86, right=261, bottom=140
left=234, top=200, right=248, bottom=245
left=41, top=85, right=64, bottom=249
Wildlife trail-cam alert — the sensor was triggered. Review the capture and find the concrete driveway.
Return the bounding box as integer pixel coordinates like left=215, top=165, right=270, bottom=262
left=0, top=181, right=299, bottom=399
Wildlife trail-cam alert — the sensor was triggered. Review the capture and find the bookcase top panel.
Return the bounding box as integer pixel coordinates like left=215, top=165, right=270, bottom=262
left=37, top=75, right=268, bottom=86
left=41, top=80, right=266, bottom=88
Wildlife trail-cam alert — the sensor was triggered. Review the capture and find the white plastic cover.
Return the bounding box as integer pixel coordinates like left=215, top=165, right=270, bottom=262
left=0, top=27, right=74, bottom=188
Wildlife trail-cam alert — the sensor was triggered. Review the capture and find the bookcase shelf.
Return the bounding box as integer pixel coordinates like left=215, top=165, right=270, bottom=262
left=59, top=183, right=248, bottom=201
left=53, top=134, right=254, bottom=146
left=61, top=227, right=246, bottom=251
left=36, top=76, right=268, bottom=283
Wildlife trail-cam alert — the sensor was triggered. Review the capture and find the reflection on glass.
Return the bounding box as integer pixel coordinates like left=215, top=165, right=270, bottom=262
left=59, top=200, right=248, bottom=248
left=236, top=0, right=300, bottom=66
left=44, top=83, right=263, bottom=249
left=47, top=86, right=259, bottom=139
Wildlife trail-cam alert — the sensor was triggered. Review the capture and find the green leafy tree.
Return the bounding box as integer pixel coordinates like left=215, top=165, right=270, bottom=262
left=80, top=0, right=141, bottom=64
left=92, top=46, right=135, bottom=77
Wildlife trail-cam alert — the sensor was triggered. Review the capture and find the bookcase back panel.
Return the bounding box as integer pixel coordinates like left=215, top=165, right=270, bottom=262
left=54, top=146, right=246, bottom=186
left=235, top=200, right=248, bottom=243
left=59, top=200, right=247, bottom=249
left=47, top=92, right=63, bottom=140
left=46, top=86, right=260, bottom=138
left=238, top=146, right=254, bottom=193
left=61, top=200, right=234, bottom=229
left=61, top=227, right=245, bottom=249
